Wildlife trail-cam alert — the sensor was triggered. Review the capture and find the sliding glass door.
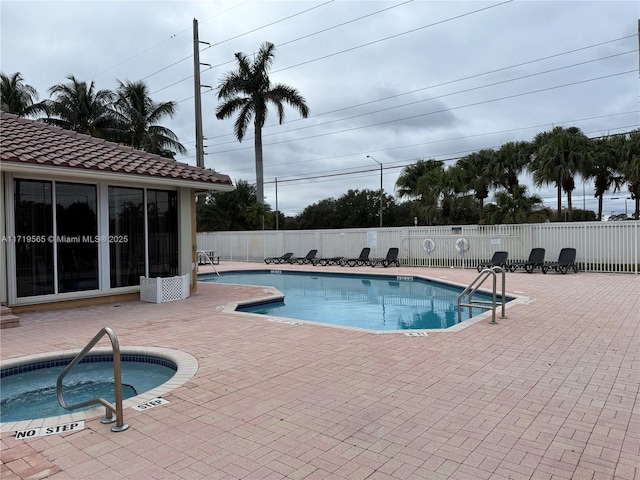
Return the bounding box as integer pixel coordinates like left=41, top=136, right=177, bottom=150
left=14, top=180, right=54, bottom=297
left=108, top=187, right=145, bottom=288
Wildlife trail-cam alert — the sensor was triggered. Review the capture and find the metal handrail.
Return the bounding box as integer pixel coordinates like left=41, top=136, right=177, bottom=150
left=457, top=266, right=507, bottom=325
left=56, top=327, right=129, bottom=432
left=197, top=250, right=219, bottom=278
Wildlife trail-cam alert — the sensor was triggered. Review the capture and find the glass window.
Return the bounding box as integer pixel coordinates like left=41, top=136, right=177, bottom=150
left=56, top=183, right=98, bottom=293
left=14, top=180, right=54, bottom=297
left=109, top=187, right=145, bottom=287
left=147, top=190, right=178, bottom=278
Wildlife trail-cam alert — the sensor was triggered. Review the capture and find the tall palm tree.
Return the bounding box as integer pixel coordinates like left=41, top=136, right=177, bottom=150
left=619, top=129, right=640, bottom=219
left=396, top=159, right=443, bottom=200
left=396, top=159, right=447, bottom=225
left=489, top=141, right=531, bottom=195
left=44, top=76, right=115, bottom=137
left=456, top=150, right=493, bottom=220
left=0, top=72, right=46, bottom=117
left=216, top=41, right=310, bottom=205
left=585, top=135, right=625, bottom=221
left=111, top=80, right=186, bottom=158
left=529, top=126, right=590, bottom=221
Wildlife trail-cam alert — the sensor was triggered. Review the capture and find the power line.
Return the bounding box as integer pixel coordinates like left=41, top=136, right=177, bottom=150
left=261, top=127, right=639, bottom=187
left=208, top=49, right=637, bottom=147
left=180, top=111, right=636, bottom=165
left=173, top=0, right=513, bottom=105
left=180, top=34, right=637, bottom=146
left=208, top=0, right=335, bottom=48
left=271, top=0, right=513, bottom=74
left=206, top=70, right=637, bottom=155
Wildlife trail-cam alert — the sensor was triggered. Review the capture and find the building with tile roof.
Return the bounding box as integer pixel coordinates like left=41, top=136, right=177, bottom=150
left=0, top=112, right=234, bottom=308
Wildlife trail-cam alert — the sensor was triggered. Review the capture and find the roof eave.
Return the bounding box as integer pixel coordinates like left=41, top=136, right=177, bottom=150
left=0, top=162, right=235, bottom=193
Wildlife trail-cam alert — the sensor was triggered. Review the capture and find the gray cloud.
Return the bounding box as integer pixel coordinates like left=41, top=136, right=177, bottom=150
left=2, top=0, right=637, bottom=217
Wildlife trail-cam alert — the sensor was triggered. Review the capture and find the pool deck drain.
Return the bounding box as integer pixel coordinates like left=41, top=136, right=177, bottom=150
left=1, top=262, right=638, bottom=480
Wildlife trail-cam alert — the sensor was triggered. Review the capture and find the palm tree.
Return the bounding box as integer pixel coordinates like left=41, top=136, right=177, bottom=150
left=619, top=129, right=640, bottom=219
left=396, top=159, right=447, bottom=225
left=216, top=41, right=310, bottom=205
left=455, top=150, right=493, bottom=220
left=43, top=76, right=115, bottom=137
left=483, top=185, right=549, bottom=224
left=111, top=80, right=186, bottom=158
left=530, top=126, right=590, bottom=221
left=0, top=72, right=46, bottom=117
left=197, top=180, right=265, bottom=230
left=585, top=135, right=625, bottom=221
left=489, top=141, right=531, bottom=195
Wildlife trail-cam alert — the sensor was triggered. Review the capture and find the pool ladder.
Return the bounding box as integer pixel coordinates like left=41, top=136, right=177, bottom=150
left=56, top=327, right=129, bottom=432
left=197, top=250, right=219, bottom=278
left=457, top=266, right=507, bottom=325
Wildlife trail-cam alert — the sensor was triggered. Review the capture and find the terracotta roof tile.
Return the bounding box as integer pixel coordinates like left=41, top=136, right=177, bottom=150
left=0, top=112, right=233, bottom=188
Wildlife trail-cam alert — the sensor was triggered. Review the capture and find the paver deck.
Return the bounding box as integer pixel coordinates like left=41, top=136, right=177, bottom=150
left=1, top=262, right=638, bottom=479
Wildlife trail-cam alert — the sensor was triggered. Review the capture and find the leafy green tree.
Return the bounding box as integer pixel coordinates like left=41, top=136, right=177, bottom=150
left=335, top=189, right=397, bottom=228
left=0, top=72, right=46, bottom=117
left=530, top=126, right=590, bottom=221
left=43, top=76, right=115, bottom=138
left=216, top=41, right=310, bottom=205
left=294, top=198, right=339, bottom=229
left=111, top=80, right=186, bottom=158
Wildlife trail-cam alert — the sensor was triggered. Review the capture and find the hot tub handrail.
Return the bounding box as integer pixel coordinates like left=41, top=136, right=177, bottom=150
left=56, top=327, right=129, bottom=432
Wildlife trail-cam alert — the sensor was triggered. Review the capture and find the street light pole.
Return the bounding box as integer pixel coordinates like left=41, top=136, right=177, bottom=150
left=367, top=155, right=383, bottom=227
left=611, top=196, right=631, bottom=218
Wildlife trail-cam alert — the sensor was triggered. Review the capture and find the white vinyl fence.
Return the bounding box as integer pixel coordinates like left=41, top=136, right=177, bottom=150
left=197, top=221, right=639, bottom=274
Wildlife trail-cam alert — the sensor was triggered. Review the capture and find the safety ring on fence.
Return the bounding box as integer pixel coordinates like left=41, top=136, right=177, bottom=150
left=422, top=238, right=436, bottom=254
left=455, top=237, right=470, bottom=254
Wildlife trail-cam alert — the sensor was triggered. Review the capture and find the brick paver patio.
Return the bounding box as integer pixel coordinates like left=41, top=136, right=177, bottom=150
left=1, top=263, right=638, bottom=479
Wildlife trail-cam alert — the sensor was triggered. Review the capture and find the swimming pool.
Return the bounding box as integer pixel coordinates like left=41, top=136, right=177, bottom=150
left=200, top=270, right=508, bottom=331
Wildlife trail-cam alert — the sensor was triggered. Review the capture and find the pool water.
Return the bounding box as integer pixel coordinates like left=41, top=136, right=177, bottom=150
left=201, top=270, right=504, bottom=331
left=1, top=356, right=176, bottom=423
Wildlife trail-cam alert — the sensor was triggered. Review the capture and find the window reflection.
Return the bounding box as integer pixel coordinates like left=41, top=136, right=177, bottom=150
left=56, top=183, right=98, bottom=292
left=109, top=187, right=145, bottom=287
left=147, top=190, right=178, bottom=278
left=14, top=180, right=54, bottom=297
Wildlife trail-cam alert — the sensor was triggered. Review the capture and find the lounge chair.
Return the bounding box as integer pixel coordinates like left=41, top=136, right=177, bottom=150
left=288, top=249, right=318, bottom=265
left=509, top=248, right=545, bottom=273
left=371, top=247, right=400, bottom=268
left=476, top=251, right=509, bottom=272
left=312, top=256, right=345, bottom=266
left=264, top=252, right=293, bottom=264
left=339, top=247, right=371, bottom=267
left=542, top=248, right=578, bottom=274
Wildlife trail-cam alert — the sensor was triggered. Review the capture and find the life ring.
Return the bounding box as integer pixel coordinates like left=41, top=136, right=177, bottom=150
left=422, top=238, right=436, bottom=254
left=455, top=237, right=470, bottom=254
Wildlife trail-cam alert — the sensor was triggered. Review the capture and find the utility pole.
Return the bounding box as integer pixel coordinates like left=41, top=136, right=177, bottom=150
left=193, top=18, right=205, bottom=168
left=275, top=177, right=279, bottom=230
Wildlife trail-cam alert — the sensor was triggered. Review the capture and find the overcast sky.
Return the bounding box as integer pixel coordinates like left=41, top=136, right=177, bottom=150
left=1, top=0, right=638, bottom=218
